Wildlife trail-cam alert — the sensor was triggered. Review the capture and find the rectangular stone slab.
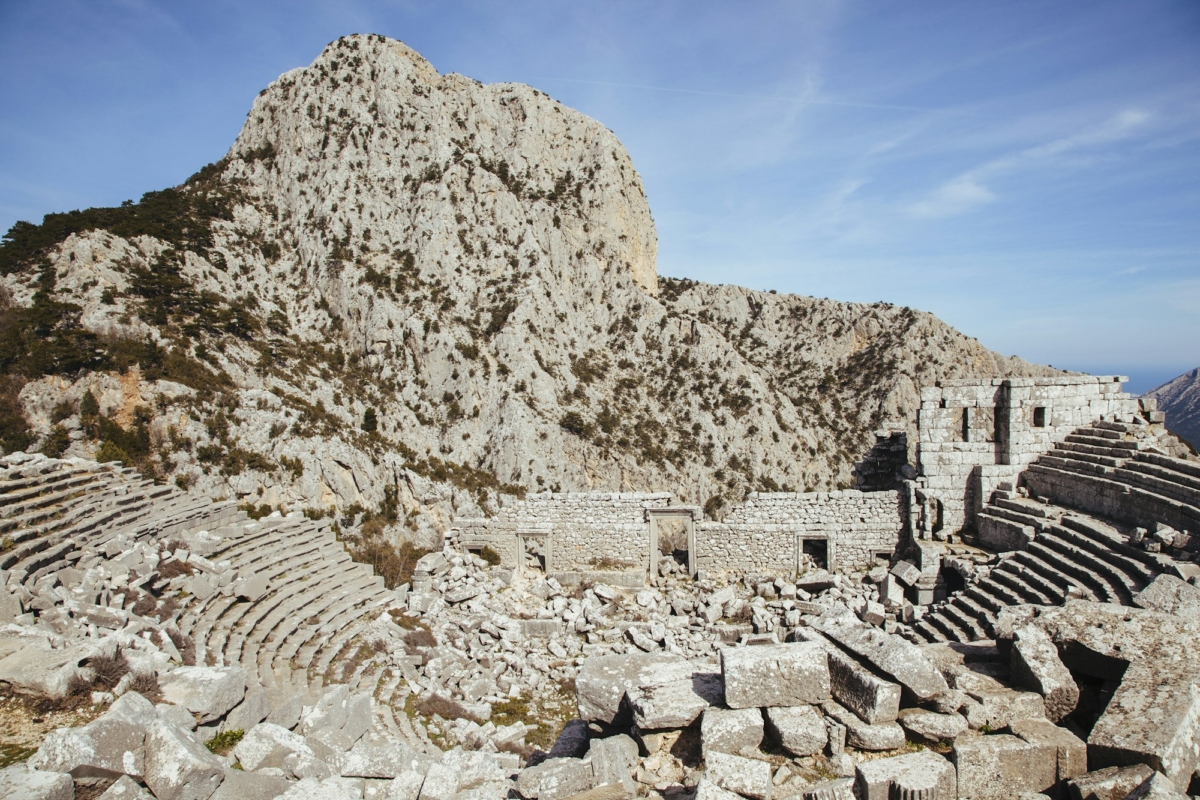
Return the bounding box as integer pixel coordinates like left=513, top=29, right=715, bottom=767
left=797, top=630, right=901, bottom=724
left=720, top=642, right=830, bottom=709
left=812, top=613, right=949, bottom=702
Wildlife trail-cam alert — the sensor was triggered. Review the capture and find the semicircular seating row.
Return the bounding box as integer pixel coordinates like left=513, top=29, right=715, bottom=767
left=912, top=421, right=1200, bottom=643
left=0, top=455, right=427, bottom=747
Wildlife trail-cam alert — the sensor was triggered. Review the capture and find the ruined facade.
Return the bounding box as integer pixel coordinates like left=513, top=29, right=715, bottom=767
left=915, top=375, right=1138, bottom=537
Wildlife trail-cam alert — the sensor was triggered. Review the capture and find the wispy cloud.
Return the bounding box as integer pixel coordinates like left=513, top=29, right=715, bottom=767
left=906, top=108, right=1152, bottom=218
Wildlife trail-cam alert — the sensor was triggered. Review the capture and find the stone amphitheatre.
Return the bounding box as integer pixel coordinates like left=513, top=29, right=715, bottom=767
left=2, top=32, right=1200, bottom=800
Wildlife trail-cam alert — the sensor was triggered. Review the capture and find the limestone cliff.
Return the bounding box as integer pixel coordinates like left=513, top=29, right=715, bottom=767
left=0, top=34, right=1056, bottom=543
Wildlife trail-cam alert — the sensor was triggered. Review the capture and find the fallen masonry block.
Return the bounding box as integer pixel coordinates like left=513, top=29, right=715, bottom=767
left=720, top=642, right=830, bottom=709
left=585, top=734, right=639, bottom=799
left=821, top=701, right=904, bottom=751
left=439, top=749, right=508, bottom=791
left=704, top=751, right=773, bottom=800
left=0, top=763, right=74, bottom=800
left=897, top=707, right=968, bottom=743
left=855, top=749, right=956, bottom=800
left=1066, top=763, right=1155, bottom=800
left=100, top=775, right=154, bottom=799
left=952, top=733, right=1057, bottom=799
left=799, top=776, right=855, bottom=800
left=32, top=691, right=157, bottom=779
left=159, top=665, right=248, bottom=724
left=1010, top=718, right=1087, bottom=784
left=890, top=561, right=921, bottom=587
left=1011, top=625, right=1079, bottom=723
left=811, top=612, right=949, bottom=702
left=796, top=629, right=900, bottom=723
left=143, top=718, right=226, bottom=800
left=515, top=757, right=593, bottom=800
left=764, top=705, right=827, bottom=757
left=575, top=653, right=695, bottom=724
left=208, top=769, right=290, bottom=800
left=280, top=776, right=368, bottom=799
left=701, top=707, right=764, bottom=757
left=1133, top=574, right=1200, bottom=617
left=1126, top=772, right=1191, bottom=799
left=694, top=776, right=745, bottom=800
left=233, top=722, right=314, bottom=771
left=627, top=671, right=723, bottom=729
left=419, top=761, right=459, bottom=800
left=1001, top=601, right=1200, bottom=787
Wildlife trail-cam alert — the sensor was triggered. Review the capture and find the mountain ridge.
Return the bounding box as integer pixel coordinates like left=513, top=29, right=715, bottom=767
left=0, top=33, right=1059, bottom=544
left=1146, top=367, right=1200, bottom=450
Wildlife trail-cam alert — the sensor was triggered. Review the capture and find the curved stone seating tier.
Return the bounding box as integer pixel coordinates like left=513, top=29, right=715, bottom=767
left=0, top=454, right=399, bottom=702
left=912, top=421, right=1200, bottom=643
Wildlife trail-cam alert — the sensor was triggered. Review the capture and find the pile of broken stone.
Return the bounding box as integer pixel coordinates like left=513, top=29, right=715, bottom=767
left=544, top=596, right=1195, bottom=800
left=0, top=666, right=519, bottom=800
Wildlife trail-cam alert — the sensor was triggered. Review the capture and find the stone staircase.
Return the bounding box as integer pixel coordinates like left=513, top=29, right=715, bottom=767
left=0, top=455, right=415, bottom=741
left=911, top=421, right=1199, bottom=643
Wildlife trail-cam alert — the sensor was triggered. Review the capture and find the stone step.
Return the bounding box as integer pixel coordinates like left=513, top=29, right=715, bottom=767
left=941, top=597, right=990, bottom=640
left=1124, top=459, right=1200, bottom=495
left=989, top=562, right=1058, bottom=605
left=1034, top=533, right=1130, bottom=604
left=1045, top=524, right=1154, bottom=589
left=920, top=608, right=969, bottom=643
left=1007, top=549, right=1083, bottom=601
left=1071, top=428, right=1123, bottom=442
left=295, top=587, right=391, bottom=672
left=1050, top=446, right=1125, bottom=468
left=1037, top=455, right=1114, bottom=478
left=1058, top=515, right=1161, bottom=571
left=1020, top=543, right=1106, bottom=602
left=1137, top=451, right=1200, bottom=483
left=0, top=468, right=110, bottom=507
left=0, top=475, right=114, bottom=523
left=1113, top=468, right=1200, bottom=515
left=277, top=577, right=387, bottom=667
left=965, top=581, right=1013, bottom=613
left=219, top=555, right=367, bottom=665
left=980, top=504, right=1052, bottom=532
left=243, top=559, right=370, bottom=653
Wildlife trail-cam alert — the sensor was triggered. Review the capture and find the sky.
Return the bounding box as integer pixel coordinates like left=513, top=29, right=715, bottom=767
left=1, top=1, right=1198, bottom=393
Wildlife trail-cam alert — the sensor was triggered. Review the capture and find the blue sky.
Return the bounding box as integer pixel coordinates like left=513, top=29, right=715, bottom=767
left=1, top=1, right=1197, bottom=392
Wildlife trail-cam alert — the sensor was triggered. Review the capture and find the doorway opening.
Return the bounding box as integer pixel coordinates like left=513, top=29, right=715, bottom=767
left=799, top=538, right=829, bottom=573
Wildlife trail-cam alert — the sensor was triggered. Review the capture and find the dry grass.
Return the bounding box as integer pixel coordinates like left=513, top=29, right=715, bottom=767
left=88, top=652, right=129, bottom=691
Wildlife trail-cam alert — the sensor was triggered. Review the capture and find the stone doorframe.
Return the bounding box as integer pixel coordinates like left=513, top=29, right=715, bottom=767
left=796, top=528, right=836, bottom=575
left=646, top=507, right=702, bottom=577
left=515, top=531, right=551, bottom=576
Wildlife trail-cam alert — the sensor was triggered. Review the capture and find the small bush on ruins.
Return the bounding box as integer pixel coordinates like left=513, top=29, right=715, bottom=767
left=87, top=650, right=130, bottom=691
left=205, top=729, right=243, bottom=755
left=403, top=627, right=437, bottom=651
left=126, top=671, right=161, bottom=700
left=417, top=693, right=480, bottom=723
left=479, top=545, right=501, bottom=566
left=349, top=538, right=431, bottom=590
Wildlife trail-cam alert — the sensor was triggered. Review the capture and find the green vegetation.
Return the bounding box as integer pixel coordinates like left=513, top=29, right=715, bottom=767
left=0, top=161, right=236, bottom=275
left=206, top=729, right=243, bottom=755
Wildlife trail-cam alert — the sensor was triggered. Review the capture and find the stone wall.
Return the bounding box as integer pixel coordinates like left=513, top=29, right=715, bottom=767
left=917, top=376, right=1138, bottom=536
left=693, top=490, right=905, bottom=575
left=455, top=492, right=672, bottom=573
left=454, top=488, right=905, bottom=579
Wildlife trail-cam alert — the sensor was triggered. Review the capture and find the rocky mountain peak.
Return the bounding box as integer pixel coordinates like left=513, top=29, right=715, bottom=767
left=229, top=33, right=658, bottom=298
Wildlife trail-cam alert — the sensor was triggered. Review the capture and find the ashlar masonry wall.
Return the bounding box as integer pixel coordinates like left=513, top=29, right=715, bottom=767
left=455, top=492, right=672, bottom=573
left=693, top=490, right=905, bottom=575
left=918, top=376, right=1138, bottom=536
